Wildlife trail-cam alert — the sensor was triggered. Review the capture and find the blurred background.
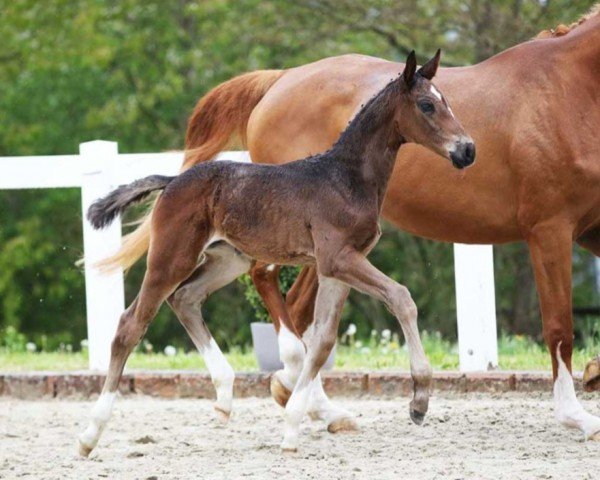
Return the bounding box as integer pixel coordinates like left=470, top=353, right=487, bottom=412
left=0, top=0, right=598, bottom=358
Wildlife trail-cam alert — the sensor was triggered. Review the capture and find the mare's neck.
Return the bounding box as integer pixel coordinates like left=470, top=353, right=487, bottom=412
left=558, top=15, right=600, bottom=74
left=328, top=79, right=404, bottom=208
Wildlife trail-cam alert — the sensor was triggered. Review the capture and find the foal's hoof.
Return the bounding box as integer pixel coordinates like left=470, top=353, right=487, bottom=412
left=409, top=408, right=426, bottom=426
left=213, top=405, right=231, bottom=424
left=280, top=437, right=299, bottom=455
left=583, top=356, right=600, bottom=392
left=270, top=374, right=292, bottom=408
left=78, top=440, right=93, bottom=458
left=327, top=416, right=359, bottom=434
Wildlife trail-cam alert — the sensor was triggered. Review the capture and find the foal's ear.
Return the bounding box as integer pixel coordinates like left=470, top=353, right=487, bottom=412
left=402, top=50, right=417, bottom=88
left=417, top=49, right=441, bottom=80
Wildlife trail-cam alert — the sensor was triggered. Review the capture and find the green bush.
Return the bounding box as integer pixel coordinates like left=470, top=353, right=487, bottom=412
left=238, top=266, right=301, bottom=322
left=0, top=326, right=27, bottom=352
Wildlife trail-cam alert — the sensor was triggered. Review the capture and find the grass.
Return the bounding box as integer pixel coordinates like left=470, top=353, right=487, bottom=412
left=0, top=334, right=598, bottom=372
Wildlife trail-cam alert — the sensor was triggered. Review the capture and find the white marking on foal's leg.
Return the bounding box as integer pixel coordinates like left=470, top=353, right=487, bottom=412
left=201, top=338, right=235, bottom=421
left=554, top=344, right=600, bottom=440
left=307, top=373, right=358, bottom=432
left=78, top=392, right=117, bottom=456
left=281, top=277, right=349, bottom=451
left=281, top=379, right=315, bottom=452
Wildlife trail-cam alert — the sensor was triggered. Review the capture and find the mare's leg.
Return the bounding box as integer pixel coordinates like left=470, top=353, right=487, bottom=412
left=320, top=248, right=432, bottom=425
left=168, top=242, right=252, bottom=422
left=250, top=263, right=305, bottom=407
left=78, top=202, right=209, bottom=457
left=285, top=266, right=319, bottom=337
left=529, top=224, right=600, bottom=440
left=576, top=227, right=600, bottom=392
left=250, top=263, right=357, bottom=432
left=281, top=276, right=350, bottom=452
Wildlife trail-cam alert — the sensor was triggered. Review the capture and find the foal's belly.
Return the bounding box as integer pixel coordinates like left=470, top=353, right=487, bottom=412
left=218, top=233, right=316, bottom=266
left=213, top=214, right=317, bottom=266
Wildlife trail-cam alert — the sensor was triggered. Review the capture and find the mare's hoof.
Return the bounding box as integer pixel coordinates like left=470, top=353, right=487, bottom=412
left=270, top=374, right=292, bottom=408
left=213, top=405, right=231, bottom=424
left=410, top=408, right=426, bottom=426
left=327, top=416, right=359, bottom=434
left=583, top=356, right=600, bottom=392
left=78, top=441, right=93, bottom=458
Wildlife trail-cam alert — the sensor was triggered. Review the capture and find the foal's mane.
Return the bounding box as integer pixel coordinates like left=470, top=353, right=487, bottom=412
left=535, top=3, right=600, bottom=39
left=328, top=74, right=403, bottom=157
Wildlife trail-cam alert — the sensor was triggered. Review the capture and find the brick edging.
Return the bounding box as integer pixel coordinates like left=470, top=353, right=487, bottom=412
left=0, top=370, right=579, bottom=400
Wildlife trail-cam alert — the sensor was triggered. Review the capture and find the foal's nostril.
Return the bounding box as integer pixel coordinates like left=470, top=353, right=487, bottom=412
left=465, top=142, right=476, bottom=165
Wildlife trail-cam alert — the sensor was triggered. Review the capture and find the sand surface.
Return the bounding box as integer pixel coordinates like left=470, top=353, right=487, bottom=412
left=1, top=393, right=599, bottom=480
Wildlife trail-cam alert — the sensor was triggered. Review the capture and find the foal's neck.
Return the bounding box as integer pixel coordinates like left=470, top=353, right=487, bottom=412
left=329, top=78, right=404, bottom=206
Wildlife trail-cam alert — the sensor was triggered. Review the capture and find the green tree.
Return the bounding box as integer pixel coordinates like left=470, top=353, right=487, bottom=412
left=0, top=0, right=597, bottom=351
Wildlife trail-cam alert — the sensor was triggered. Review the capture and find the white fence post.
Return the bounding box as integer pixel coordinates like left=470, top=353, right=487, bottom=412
left=80, top=141, right=125, bottom=371
left=454, top=244, right=498, bottom=372
left=595, top=257, right=600, bottom=299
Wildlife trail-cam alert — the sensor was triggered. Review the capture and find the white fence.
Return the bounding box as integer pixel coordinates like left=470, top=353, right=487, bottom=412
left=0, top=140, right=497, bottom=372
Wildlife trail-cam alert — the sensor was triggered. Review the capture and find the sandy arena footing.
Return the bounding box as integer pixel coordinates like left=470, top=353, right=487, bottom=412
left=1, top=393, right=599, bottom=480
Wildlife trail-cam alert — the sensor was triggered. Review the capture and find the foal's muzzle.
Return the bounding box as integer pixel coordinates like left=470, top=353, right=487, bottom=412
left=450, top=141, right=476, bottom=170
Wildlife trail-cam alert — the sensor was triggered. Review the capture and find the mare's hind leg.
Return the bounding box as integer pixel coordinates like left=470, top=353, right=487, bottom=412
left=250, top=263, right=357, bottom=433
left=79, top=205, right=209, bottom=457
left=168, top=242, right=252, bottom=422
left=250, top=263, right=304, bottom=407
left=530, top=225, right=600, bottom=440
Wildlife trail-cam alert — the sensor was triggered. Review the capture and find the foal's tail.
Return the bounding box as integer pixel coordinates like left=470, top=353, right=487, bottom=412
left=87, top=175, right=175, bottom=230
left=95, top=69, right=284, bottom=272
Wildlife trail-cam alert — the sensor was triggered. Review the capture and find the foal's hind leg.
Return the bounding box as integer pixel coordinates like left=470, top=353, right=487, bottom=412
left=79, top=210, right=209, bottom=456
left=320, top=248, right=432, bottom=425
left=168, top=242, right=252, bottom=422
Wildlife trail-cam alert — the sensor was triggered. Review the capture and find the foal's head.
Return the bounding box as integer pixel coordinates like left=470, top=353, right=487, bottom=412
left=395, top=50, right=475, bottom=169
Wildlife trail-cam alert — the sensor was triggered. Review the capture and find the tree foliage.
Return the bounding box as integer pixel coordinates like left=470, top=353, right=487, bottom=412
left=0, top=0, right=598, bottom=350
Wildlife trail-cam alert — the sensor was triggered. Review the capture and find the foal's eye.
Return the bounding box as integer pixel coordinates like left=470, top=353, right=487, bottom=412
left=418, top=101, right=435, bottom=115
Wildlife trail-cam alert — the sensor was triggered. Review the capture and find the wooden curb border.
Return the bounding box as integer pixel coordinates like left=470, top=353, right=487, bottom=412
left=0, top=370, right=584, bottom=400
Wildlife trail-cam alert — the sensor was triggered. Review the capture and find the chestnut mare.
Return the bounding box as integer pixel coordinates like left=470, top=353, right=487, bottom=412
left=80, top=52, right=474, bottom=455
left=98, top=6, right=600, bottom=442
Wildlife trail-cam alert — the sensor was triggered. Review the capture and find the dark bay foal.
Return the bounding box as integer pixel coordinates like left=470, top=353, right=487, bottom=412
left=79, top=50, right=475, bottom=455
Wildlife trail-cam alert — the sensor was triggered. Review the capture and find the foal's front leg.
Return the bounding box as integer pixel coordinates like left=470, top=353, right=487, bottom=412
left=324, top=249, right=432, bottom=424
left=250, top=263, right=357, bottom=432
left=281, top=276, right=350, bottom=452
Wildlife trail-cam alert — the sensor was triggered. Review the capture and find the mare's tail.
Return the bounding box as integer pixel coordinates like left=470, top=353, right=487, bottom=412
left=95, top=69, right=284, bottom=272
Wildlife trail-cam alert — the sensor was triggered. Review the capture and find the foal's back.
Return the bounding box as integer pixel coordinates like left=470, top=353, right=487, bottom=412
left=156, top=156, right=371, bottom=265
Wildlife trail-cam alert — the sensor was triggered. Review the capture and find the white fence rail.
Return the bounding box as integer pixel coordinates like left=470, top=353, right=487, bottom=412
left=1, top=140, right=497, bottom=372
